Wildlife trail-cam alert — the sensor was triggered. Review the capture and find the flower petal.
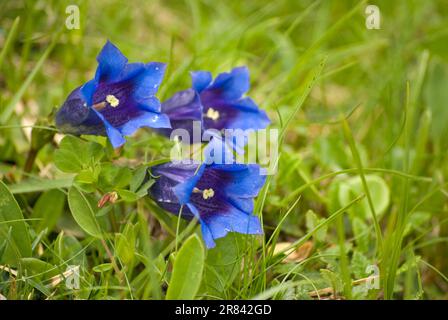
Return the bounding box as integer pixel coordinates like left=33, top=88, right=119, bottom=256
left=148, top=164, right=199, bottom=220
left=228, top=197, right=254, bottom=214
left=158, top=89, right=203, bottom=138
left=191, top=71, right=212, bottom=93
left=205, top=66, right=250, bottom=101
left=55, top=87, right=97, bottom=134
left=202, top=135, right=235, bottom=164
left=79, top=79, right=97, bottom=106
left=172, top=164, right=205, bottom=205
left=191, top=199, right=262, bottom=248
left=95, top=40, right=128, bottom=83
left=202, top=164, right=266, bottom=198
left=92, top=109, right=126, bottom=148
left=151, top=161, right=199, bottom=183
left=91, top=66, right=166, bottom=129
left=119, top=111, right=171, bottom=136
left=162, top=89, right=203, bottom=120
left=129, top=62, right=166, bottom=108
left=202, top=98, right=270, bottom=131
left=138, top=96, right=161, bottom=113
left=200, top=221, right=216, bottom=248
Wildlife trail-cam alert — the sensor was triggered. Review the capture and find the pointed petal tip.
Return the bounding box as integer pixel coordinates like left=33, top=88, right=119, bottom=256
left=96, top=40, right=128, bottom=83
left=191, top=70, right=213, bottom=92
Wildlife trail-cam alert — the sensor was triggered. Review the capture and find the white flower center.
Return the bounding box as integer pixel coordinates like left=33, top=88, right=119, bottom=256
left=205, top=108, right=220, bottom=120
left=193, top=187, right=215, bottom=200
left=202, top=188, right=215, bottom=200
left=106, top=94, right=119, bottom=107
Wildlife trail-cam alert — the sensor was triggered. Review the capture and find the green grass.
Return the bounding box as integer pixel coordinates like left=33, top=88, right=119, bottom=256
left=1, top=0, right=448, bottom=300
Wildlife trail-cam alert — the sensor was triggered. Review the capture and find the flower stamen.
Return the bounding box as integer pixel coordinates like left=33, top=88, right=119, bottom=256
left=193, top=187, right=215, bottom=200
left=202, top=188, right=215, bottom=200
left=106, top=94, right=120, bottom=107
left=205, top=108, right=220, bottom=121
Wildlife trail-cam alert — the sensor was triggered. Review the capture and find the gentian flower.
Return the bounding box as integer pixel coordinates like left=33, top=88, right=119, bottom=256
left=157, top=67, right=270, bottom=144
left=148, top=160, right=265, bottom=248
left=55, top=41, right=170, bottom=148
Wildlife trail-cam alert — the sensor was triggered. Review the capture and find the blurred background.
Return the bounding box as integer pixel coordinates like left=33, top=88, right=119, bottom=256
left=1, top=0, right=448, bottom=299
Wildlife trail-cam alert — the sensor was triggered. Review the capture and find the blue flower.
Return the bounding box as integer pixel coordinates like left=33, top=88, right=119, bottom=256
left=158, top=67, right=270, bottom=142
left=55, top=41, right=171, bottom=148
left=148, top=160, right=265, bottom=248
left=155, top=88, right=202, bottom=139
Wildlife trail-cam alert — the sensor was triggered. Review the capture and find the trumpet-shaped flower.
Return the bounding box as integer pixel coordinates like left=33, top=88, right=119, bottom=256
left=148, top=160, right=265, bottom=248
left=55, top=41, right=170, bottom=148
left=158, top=67, right=270, bottom=144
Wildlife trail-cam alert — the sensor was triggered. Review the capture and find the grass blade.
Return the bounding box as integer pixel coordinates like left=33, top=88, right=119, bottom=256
left=0, top=17, right=20, bottom=70
left=0, top=32, right=59, bottom=124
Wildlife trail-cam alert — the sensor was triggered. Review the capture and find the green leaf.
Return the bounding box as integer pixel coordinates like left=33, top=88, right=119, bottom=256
left=54, top=149, right=84, bottom=173
left=8, top=177, right=73, bottom=194
left=116, top=223, right=136, bottom=265
left=136, top=179, right=155, bottom=198
left=54, top=232, right=85, bottom=267
left=98, top=163, right=132, bottom=190
left=0, top=180, right=32, bottom=264
left=116, top=189, right=139, bottom=202
left=19, top=258, right=59, bottom=297
left=351, top=251, right=370, bottom=279
left=130, top=166, right=148, bottom=192
left=93, top=263, right=113, bottom=273
left=31, top=189, right=66, bottom=232
left=115, top=229, right=135, bottom=266
left=67, top=186, right=102, bottom=238
left=20, top=257, right=59, bottom=278
left=338, top=175, right=390, bottom=220
left=166, top=234, right=205, bottom=300
left=305, top=210, right=327, bottom=242
left=312, top=136, right=350, bottom=170
left=54, top=136, right=104, bottom=173
left=75, top=169, right=98, bottom=185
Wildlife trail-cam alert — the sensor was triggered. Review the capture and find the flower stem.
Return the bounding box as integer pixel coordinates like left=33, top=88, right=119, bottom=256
left=24, top=148, right=37, bottom=173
